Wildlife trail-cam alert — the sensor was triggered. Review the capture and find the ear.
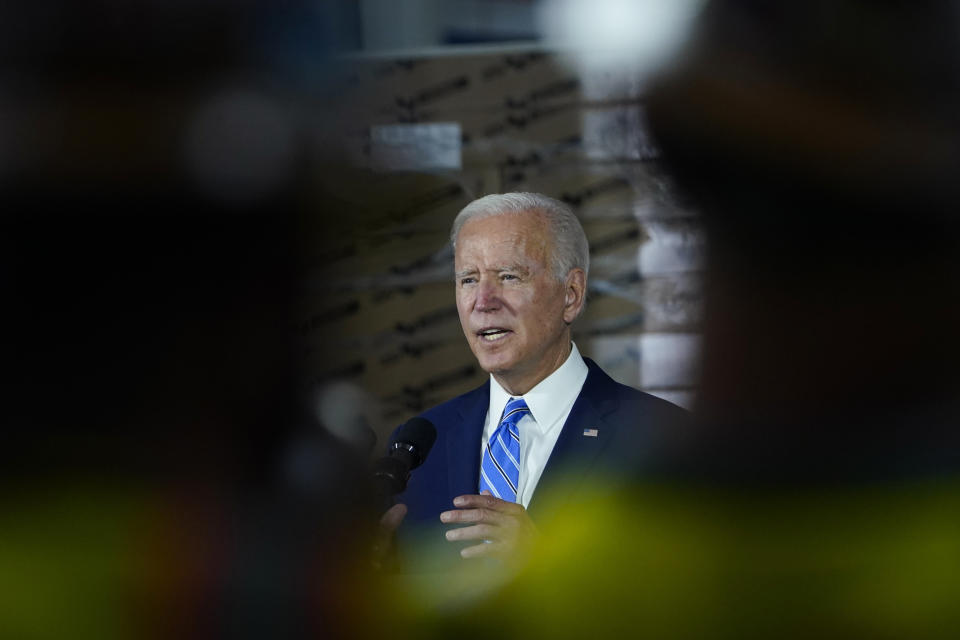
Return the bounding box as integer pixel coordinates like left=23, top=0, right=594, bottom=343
left=562, top=268, right=587, bottom=324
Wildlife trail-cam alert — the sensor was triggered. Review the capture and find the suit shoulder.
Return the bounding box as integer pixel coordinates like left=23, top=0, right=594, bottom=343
left=618, top=383, right=689, bottom=419
left=586, top=357, right=689, bottom=419
left=386, top=381, right=488, bottom=444
left=419, top=382, right=487, bottom=422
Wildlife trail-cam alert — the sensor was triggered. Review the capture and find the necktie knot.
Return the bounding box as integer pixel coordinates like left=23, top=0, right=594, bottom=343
left=501, top=397, right=530, bottom=427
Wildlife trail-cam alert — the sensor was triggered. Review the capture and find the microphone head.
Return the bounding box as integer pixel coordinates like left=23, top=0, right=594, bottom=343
left=391, top=417, right=436, bottom=469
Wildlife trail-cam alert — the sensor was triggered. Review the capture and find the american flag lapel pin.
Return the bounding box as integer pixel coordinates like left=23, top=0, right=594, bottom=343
left=583, top=428, right=599, bottom=437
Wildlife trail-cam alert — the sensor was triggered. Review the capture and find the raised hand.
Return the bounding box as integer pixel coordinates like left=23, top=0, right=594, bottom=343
left=440, top=491, right=539, bottom=560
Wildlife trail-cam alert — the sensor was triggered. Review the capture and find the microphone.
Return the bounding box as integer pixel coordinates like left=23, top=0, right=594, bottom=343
left=373, top=417, right=437, bottom=497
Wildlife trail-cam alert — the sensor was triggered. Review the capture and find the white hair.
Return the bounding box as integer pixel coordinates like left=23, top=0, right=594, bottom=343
left=450, top=192, right=590, bottom=281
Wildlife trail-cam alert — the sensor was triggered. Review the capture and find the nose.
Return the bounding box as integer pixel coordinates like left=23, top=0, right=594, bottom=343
left=474, top=278, right=501, bottom=312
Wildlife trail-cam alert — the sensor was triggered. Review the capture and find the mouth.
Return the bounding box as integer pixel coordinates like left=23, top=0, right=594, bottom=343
left=476, top=327, right=512, bottom=343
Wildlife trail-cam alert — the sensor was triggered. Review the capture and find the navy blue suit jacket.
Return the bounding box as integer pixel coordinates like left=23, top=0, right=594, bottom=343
left=392, top=357, right=686, bottom=567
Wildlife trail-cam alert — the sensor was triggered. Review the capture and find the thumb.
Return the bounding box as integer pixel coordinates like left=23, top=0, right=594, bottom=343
left=379, top=503, right=407, bottom=532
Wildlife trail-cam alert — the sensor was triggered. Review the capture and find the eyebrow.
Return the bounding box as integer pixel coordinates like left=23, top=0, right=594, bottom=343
left=454, top=268, right=477, bottom=279
left=455, top=264, right=530, bottom=279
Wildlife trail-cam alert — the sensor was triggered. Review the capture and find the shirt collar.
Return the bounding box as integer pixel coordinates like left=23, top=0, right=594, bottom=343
left=488, top=342, right=588, bottom=434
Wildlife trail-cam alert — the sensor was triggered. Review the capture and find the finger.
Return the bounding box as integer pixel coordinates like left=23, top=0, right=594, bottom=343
left=459, top=540, right=507, bottom=559
left=444, top=523, right=499, bottom=542
left=453, top=493, right=526, bottom=514
left=372, top=504, right=408, bottom=571
left=439, top=507, right=510, bottom=525
left=379, top=503, right=408, bottom=532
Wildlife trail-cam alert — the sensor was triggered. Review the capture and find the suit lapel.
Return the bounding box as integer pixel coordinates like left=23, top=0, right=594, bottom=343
left=528, top=359, right=619, bottom=516
left=446, top=380, right=489, bottom=502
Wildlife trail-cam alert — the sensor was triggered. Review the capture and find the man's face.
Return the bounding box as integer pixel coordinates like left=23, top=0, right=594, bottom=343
left=454, top=211, right=584, bottom=395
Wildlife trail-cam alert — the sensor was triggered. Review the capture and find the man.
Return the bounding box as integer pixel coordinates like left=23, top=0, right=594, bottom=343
left=380, top=192, right=686, bottom=568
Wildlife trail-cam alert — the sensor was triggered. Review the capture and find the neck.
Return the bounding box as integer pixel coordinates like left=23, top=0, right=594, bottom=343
left=493, top=340, right=572, bottom=396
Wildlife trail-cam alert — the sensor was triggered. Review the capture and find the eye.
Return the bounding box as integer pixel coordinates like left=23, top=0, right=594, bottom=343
left=501, top=273, right=518, bottom=281
left=459, top=276, right=476, bottom=285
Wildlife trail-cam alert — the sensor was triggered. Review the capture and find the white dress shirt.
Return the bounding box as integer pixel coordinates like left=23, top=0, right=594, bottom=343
left=480, top=342, right=589, bottom=508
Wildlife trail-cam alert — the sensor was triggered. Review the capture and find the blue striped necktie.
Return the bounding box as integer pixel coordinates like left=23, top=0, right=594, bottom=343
left=479, top=397, right=529, bottom=502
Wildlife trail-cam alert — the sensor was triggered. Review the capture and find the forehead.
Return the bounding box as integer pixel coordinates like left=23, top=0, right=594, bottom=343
left=454, top=211, right=551, bottom=265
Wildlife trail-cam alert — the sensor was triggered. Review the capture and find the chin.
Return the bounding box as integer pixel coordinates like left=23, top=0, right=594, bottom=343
left=473, top=350, right=517, bottom=376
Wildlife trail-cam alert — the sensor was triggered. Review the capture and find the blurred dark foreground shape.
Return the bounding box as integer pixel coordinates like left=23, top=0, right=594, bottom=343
left=364, top=1, right=960, bottom=638
left=645, top=0, right=960, bottom=477
left=0, top=2, right=379, bottom=639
